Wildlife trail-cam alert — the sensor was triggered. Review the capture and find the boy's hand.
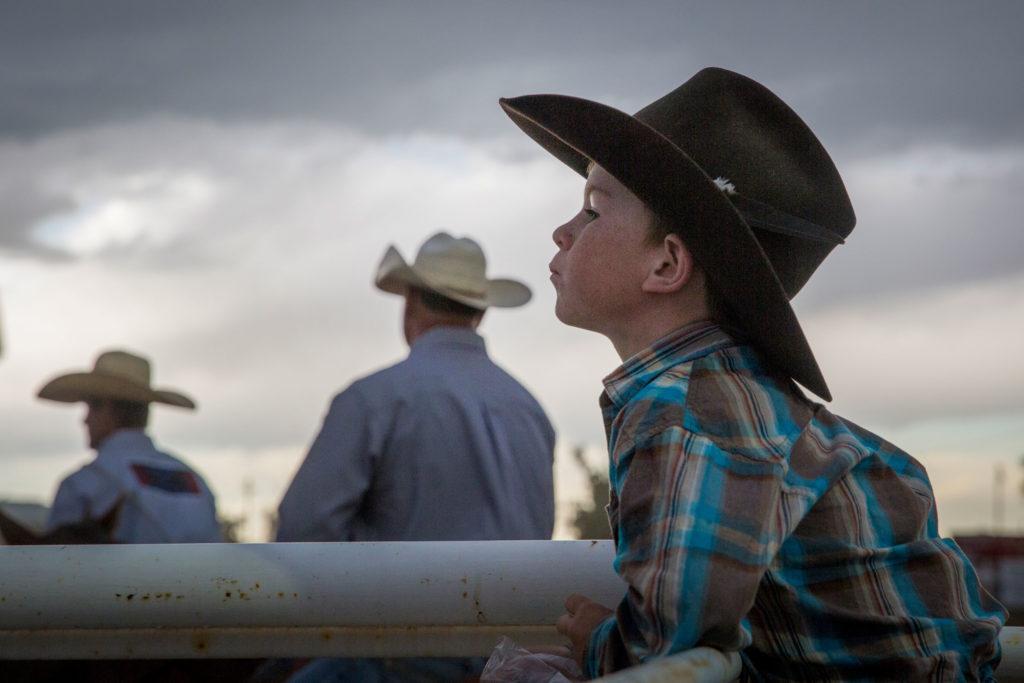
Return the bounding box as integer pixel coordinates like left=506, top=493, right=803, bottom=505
left=556, top=593, right=614, bottom=668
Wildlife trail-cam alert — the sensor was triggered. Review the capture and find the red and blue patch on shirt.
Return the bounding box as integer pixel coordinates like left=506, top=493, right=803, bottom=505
left=130, top=464, right=201, bottom=494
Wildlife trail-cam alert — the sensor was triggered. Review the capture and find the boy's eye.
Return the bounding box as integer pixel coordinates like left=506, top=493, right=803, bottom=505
left=583, top=208, right=599, bottom=221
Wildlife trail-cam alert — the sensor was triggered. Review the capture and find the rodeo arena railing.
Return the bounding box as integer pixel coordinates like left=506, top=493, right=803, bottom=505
left=0, top=540, right=1020, bottom=682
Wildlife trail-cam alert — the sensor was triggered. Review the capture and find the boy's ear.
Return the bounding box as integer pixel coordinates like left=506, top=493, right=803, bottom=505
left=641, top=233, right=697, bottom=294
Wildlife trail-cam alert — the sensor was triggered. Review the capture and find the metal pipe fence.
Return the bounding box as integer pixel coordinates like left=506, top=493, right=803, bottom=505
left=0, top=541, right=621, bottom=658
left=0, top=541, right=1021, bottom=681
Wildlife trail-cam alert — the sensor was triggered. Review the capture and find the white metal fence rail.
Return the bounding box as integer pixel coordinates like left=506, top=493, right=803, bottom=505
left=0, top=541, right=621, bottom=659
left=0, top=541, right=1020, bottom=681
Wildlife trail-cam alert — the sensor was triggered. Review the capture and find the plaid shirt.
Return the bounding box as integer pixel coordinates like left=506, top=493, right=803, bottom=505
left=585, top=321, right=1005, bottom=681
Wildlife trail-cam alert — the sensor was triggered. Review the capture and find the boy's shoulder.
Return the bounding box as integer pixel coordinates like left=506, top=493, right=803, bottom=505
left=614, top=340, right=920, bottom=473
left=682, top=346, right=924, bottom=479
left=619, top=343, right=817, bottom=462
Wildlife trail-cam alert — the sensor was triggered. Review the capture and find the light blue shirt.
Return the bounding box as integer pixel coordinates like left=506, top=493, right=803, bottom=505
left=277, top=327, right=556, bottom=542
left=46, top=429, right=222, bottom=543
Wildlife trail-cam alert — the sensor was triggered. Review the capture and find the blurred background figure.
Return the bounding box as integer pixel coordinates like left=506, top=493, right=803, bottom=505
left=34, top=349, right=221, bottom=543
left=275, top=231, right=555, bottom=682
left=277, top=232, right=555, bottom=543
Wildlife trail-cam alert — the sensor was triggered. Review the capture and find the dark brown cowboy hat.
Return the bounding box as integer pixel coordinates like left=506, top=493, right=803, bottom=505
left=500, top=67, right=854, bottom=400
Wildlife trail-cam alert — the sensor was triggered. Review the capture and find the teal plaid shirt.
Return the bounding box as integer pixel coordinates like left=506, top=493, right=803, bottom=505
left=585, top=321, right=1005, bottom=681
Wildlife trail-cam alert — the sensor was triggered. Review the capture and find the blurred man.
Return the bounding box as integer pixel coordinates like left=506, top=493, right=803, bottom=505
left=278, top=231, right=555, bottom=543
left=38, top=349, right=221, bottom=543
left=276, top=231, right=555, bottom=682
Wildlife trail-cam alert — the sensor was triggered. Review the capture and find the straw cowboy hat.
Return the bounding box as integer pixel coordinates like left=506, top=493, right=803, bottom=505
left=37, top=350, right=196, bottom=409
left=500, top=67, right=855, bottom=401
left=375, top=231, right=532, bottom=310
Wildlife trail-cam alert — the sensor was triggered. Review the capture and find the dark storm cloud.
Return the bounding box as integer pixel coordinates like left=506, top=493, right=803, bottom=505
left=1, top=1, right=1022, bottom=153
left=1, top=0, right=1021, bottom=290
left=796, top=150, right=1024, bottom=308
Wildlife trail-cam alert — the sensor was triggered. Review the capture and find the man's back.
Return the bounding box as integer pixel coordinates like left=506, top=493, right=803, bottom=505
left=276, top=326, right=555, bottom=542
left=47, top=429, right=222, bottom=543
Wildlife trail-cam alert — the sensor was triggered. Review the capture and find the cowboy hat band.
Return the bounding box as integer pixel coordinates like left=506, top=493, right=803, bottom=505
left=375, top=231, right=532, bottom=310
left=500, top=68, right=855, bottom=401
left=37, top=350, right=196, bottom=409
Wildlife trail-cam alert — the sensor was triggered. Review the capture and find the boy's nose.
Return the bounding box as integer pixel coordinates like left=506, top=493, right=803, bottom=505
left=552, top=220, right=574, bottom=250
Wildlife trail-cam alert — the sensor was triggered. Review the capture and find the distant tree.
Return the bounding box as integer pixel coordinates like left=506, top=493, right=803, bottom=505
left=570, top=446, right=612, bottom=539
left=218, top=515, right=244, bottom=543
left=264, top=509, right=279, bottom=541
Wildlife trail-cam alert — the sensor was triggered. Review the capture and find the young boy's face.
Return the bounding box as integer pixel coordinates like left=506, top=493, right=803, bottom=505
left=549, top=165, right=659, bottom=335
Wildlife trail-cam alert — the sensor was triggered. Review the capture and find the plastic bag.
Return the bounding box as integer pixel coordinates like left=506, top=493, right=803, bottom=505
left=480, top=636, right=584, bottom=682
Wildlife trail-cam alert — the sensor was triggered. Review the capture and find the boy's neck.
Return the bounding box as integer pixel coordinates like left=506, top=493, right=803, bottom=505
left=607, top=309, right=713, bottom=361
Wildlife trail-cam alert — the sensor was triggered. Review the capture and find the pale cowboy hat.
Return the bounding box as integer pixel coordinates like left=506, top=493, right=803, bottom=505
left=500, top=67, right=855, bottom=401
left=37, top=349, right=196, bottom=409
left=375, top=231, right=532, bottom=310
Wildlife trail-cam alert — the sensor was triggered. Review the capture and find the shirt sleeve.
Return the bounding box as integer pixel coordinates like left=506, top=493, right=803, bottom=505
left=585, top=426, right=786, bottom=678
left=46, top=476, right=88, bottom=531
left=276, top=384, right=377, bottom=541
left=46, top=467, right=121, bottom=532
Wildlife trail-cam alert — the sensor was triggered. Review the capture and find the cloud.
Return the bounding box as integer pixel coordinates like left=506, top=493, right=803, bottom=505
left=1, top=1, right=1022, bottom=155
left=6, top=114, right=1020, bottom=310
left=0, top=115, right=604, bottom=534
left=4, top=1, right=1022, bottom=540
left=804, top=272, right=1024, bottom=428
left=0, top=117, right=585, bottom=454
left=1, top=114, right=1020, bottom=540
left=0, top=167, right=76, bottom=259
left=796, top=143, right=1024, bottom=308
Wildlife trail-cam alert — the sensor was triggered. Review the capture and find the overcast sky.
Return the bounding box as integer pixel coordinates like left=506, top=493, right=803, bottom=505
left=1, top=1, right=1022, bottom=539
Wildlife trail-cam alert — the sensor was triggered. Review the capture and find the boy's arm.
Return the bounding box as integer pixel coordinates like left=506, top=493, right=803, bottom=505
left=585, top=427, right=787, bottom=677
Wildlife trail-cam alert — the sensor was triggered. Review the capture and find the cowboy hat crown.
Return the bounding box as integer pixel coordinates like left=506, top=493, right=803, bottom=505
left=500, top=67, right=855, bottom=400
left=375, top=231, right=532, bottom=310
left=37, top=349, right=196, bottom=409
left=631, top=68, right=855, bottom=297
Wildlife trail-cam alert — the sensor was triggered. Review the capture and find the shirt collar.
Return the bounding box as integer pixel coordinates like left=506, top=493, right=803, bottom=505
left=410, top=326, right=487, bottom=355
left=96, top=428, right=153, bottom=457
left=601, top=320, right=734, bottom=409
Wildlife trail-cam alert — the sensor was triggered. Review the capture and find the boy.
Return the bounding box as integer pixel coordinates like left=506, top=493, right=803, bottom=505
left=500, top=68, right=1005, bottom=680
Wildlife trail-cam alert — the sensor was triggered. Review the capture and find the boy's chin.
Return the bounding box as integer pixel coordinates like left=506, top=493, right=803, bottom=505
left=553, top=301, right=577, bottom=327
left=554, top=302, right=599, bottom=334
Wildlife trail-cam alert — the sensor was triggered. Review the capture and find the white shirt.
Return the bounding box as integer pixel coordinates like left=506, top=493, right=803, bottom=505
left=46, top=429, right=222, bottom=543
left=277, top=327, right=556, bottom=542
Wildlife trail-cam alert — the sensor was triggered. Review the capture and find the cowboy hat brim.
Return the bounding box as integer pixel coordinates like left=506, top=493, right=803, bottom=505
left=375, top=245, right=532, bottom=309
left=37, top=373, right=196, bottom=409
left=499, top=94, right=830, bottom=400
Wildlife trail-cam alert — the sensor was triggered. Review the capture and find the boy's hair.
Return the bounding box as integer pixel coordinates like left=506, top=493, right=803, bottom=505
left=413, top=287, right=482, bottom=320
left=110, top=400, right=149, bottom=429
left=584, top=160, right=735, bottom=330
left=647, top=210, right=737, bottom=332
